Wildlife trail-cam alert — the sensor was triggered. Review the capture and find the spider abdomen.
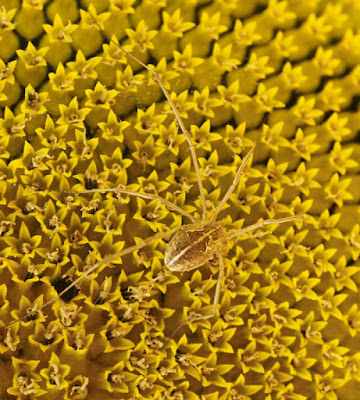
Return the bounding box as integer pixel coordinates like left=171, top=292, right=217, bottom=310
left=164, top=222, right=227, bottom=272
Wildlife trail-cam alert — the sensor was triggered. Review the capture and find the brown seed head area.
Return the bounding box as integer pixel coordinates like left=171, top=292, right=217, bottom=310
left=164, top=222, right=227, bottom=272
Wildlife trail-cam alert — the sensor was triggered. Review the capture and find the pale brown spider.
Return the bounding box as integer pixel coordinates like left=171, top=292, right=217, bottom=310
left=3, top=4, right=302, bottom=345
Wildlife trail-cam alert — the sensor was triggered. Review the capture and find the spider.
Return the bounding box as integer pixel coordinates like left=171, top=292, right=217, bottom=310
left=2, top=3, right=303, bottom=347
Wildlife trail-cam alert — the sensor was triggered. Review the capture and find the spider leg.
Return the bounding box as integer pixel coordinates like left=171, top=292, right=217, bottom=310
left=210, top=144, right=255, bottom=222
left=66, top=187, right=198, bottom=222
left=192, top=251, right=225, bottom=322
left=227, top=215, right=304, bottom=241
left=82, top=2, right=208, bottom=220
left=2, top=225, right=182, bottom=330
left=164, top=252, right=225, bottom=346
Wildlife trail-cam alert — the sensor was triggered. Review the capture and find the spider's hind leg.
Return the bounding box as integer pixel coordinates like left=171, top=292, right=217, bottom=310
left=164, top=252, right=225, bottom=346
